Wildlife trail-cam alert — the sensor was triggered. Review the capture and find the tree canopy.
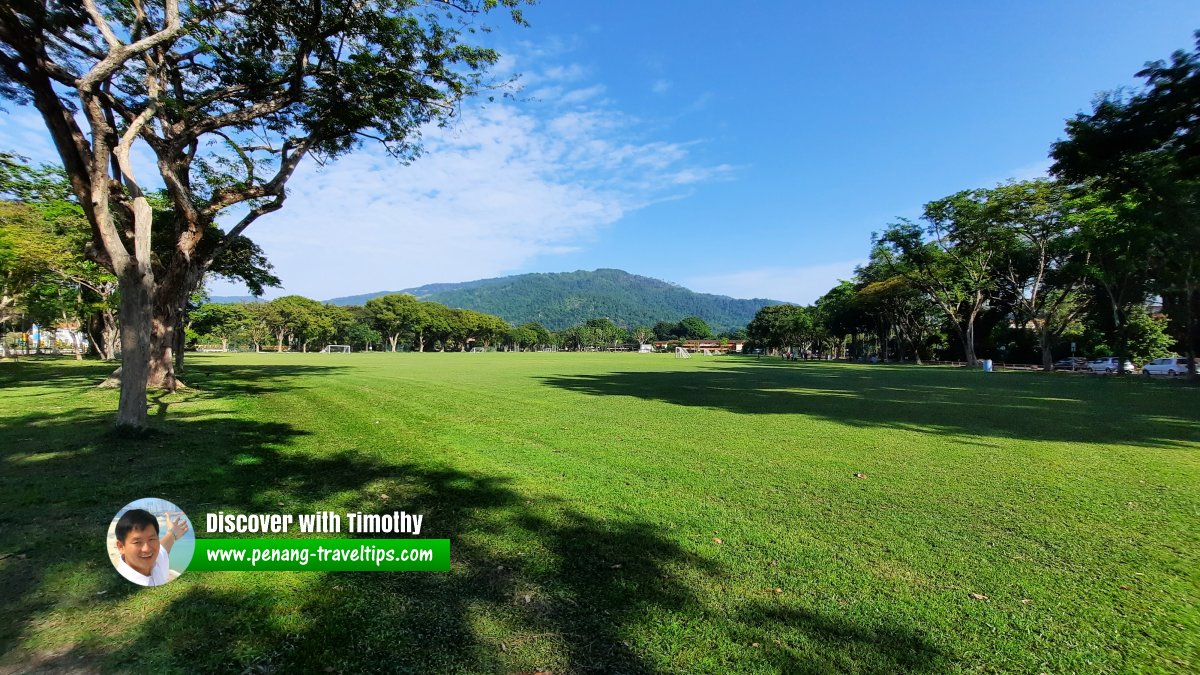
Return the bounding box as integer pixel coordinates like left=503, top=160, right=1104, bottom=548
left=1051, top=31, right=1200, bottom=377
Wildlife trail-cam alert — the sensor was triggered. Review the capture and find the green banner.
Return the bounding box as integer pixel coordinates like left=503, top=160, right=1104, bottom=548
left=190, top=539, right=450, bottom=571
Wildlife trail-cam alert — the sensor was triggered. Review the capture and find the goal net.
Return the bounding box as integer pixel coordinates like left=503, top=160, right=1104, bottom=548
left=321, top=344, right=351, bottom=353
left=674, top=347, right=691, bottom=359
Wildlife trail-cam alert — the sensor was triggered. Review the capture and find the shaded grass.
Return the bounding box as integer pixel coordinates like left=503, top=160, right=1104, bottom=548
left=0, top=353, right=1197, bottom=673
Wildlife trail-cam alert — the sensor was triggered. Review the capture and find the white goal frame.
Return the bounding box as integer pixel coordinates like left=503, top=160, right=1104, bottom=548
left=674, top=347, right=691, bottom=359
left=321, top=344, right=351, bottom=353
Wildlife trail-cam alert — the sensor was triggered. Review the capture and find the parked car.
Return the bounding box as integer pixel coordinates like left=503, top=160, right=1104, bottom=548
left=1053, top=357, right=1087, bottom=370
left=1141, top=357, right=1198, bottom=377
left=1087, top=357, right=1136, bottom=374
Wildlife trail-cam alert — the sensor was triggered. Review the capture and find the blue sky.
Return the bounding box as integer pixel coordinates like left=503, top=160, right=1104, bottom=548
left=3, top=1, right=1199, bottom=303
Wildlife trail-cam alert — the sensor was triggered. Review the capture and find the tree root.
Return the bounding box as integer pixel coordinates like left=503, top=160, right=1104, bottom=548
left=97, top=366, right=188, bottom=391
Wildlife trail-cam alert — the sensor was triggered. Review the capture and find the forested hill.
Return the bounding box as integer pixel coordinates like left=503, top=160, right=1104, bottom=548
left=325, top=269, right=783, bottom=331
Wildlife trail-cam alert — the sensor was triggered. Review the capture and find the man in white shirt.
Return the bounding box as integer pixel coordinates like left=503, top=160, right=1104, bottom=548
left=114, top=508, right=189, bottom=587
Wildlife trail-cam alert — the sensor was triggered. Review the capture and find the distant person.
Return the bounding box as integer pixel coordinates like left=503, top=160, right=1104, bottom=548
left=114, top=508, right=189, bottom=587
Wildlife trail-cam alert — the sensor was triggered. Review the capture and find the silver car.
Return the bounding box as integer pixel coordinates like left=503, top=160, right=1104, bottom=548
left=1142, top=357, right=1198, bottom=378
left=1087, top=357, right=1136, bottom=374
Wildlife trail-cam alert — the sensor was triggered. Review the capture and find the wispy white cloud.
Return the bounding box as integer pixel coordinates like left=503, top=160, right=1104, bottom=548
left=541, top=62, right=588, bottom=83
left=559, top=84, right=607, bottom=105
left=651, top=79, right=672, bottom=94
left=216, top=88, right=734, bottom=298
left=684, top=92, right=715, bottom=113
left=2, top=40, right=734, bottom=302
left=978, top=159, right=1052, bottom=188
left=684, top=260, right=866, bottom=304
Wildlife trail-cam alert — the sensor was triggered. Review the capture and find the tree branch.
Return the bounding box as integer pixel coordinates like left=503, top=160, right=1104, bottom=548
left=77, top=0, right=182, bottom=92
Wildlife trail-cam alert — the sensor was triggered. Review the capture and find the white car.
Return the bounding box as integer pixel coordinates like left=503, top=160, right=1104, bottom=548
left=1087, top=357, right=1135, bottom=374
left=1141, top=357, right=1197, bottom=378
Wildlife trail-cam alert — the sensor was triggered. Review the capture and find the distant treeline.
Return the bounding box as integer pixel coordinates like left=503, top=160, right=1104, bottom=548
left=187, top=293, right=746, bottom=353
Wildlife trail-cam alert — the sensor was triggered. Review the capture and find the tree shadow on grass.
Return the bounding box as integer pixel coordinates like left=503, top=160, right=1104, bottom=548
left=0, top=359, right=117, bottom=391
left=1, top=405, right=949, bottom=673
left=537, top=361, right=1200, bottom=448
left=0, top=357, right=352, bottom=401
left=179, top=361, right=353, bottom=398
left=726, top=601, right=944, bottom=674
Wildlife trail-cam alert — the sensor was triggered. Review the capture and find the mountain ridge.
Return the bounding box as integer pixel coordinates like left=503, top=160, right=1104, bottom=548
left=327, top=269, right=781, bottom=331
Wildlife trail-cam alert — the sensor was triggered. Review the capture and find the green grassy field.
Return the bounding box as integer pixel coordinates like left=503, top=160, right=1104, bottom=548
left=1, top=352, right=1197, bottom=673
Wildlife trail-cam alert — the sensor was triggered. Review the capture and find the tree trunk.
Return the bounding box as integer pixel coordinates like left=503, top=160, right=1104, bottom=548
left=147, top=303, right=180, bottom=391
left=276, top=332, right=285, bottom=353
left=221, top=337, right=228, bottom=352
left=963, top=321, right=978, bottom=367
left=389, top=334, right=398, bottom=352
left=87, top=311, right=118, bottom=360
left=417, top=332, right=424, bottom=352
left=86, top=315, right=101, bottom=358
left=1039, top=324, right=1054, bottom=372
left=115, top=269, right=153, bottom=428
left=173, top=312, right=186, bottom=373
left=148, top=267, right=202, bottom=391
left=1105, top=291, right=1129, bottom=377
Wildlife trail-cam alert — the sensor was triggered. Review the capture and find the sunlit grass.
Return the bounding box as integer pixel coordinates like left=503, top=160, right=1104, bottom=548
left=0, top=353, right=1197, bottom=673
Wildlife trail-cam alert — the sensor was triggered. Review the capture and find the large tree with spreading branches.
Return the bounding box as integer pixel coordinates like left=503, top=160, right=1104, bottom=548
left=0, top=0, right=526, bottom=427
left=1051, top=31, right=1200, bottom=379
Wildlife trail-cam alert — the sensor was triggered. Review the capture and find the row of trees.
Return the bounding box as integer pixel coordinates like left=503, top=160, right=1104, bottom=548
left=191, top=296, right=510, bottom=354
left=748, top=34, right=1200, bottom=378
left=188, top=293, right=742, bottom=354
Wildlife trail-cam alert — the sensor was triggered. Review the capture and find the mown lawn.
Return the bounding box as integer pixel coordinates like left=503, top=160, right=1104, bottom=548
left=0, top=352, right=1197, bottom=673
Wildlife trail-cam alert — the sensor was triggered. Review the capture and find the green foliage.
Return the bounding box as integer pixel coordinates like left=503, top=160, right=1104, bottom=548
left=0, top=164, right=115, bottom=333
left=747, top=304, right=815, bottom=351
left=511, top=322, right=552, bottom=350
left=1051, top=33, right=1200, bottom=372
left=676, top=316, right=714, bottom=339
left=344, top=321, right=383, bottom=351
left=364, top=293, right=421, bottom=350
left=190, top=303, right=251, bottom=348
left=1124, top=308, right=1175, bottom=365
left=631, top=325, right=655, bottom=344
left=652, top=321, right=678, bottom=341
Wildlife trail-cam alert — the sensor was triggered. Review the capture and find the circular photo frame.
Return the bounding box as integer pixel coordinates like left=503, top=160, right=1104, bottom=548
left=106, top=498, right=195, bottom=587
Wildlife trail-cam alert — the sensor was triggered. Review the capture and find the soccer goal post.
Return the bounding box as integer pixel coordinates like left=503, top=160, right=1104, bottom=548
left=321, top=344, right=351, bottom=353
left=674, top=347, right=691, bottom=359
